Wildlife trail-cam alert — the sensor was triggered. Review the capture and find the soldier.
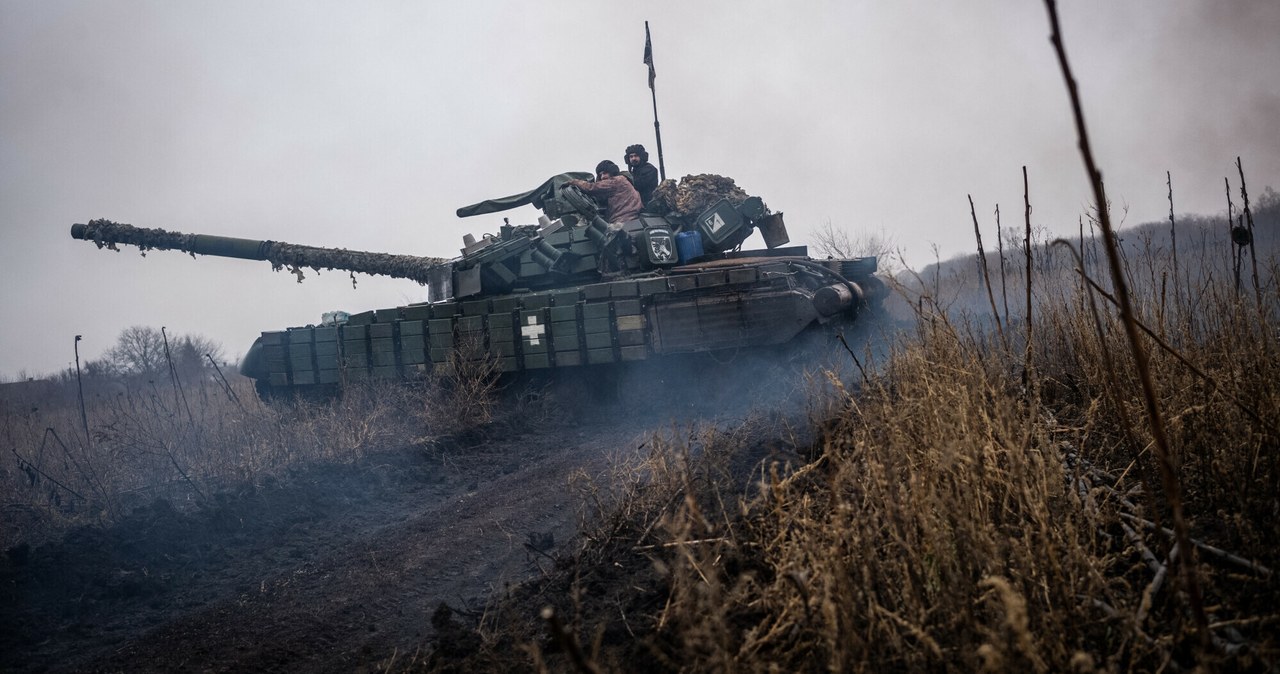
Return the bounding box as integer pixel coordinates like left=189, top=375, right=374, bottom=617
left=565, top=160, right=643, bottom=224
left=624, top=144, right=659, bottom=206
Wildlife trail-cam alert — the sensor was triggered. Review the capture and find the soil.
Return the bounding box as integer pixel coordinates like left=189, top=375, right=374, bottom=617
left=1, top=320, right=888, bottom=673
left=0, top=415, right=664, bottom=673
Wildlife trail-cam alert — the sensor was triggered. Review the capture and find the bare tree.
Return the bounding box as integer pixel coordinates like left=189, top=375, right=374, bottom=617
left=810, top=220, right=897, bottom=272
left=101, top=326, right=224, bottom=379
left=105, top=326, right=168, bottom=377
left=171, top=334, right=226, bottom=379
left=82, top=357, right=122, bottom=379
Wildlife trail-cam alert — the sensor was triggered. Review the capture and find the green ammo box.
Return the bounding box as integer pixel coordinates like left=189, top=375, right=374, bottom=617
left=550, top=321, right=578, bottom=346
left=587, top=348, right=615, bottom=364
left=582, top=303, right=610, bottom=320
left=522, top=353, right=550, bottom=369
left=585, top=332, right=612, bottom=350
left=549, top=305, right=576, bottom=323
left=583, top=284, right=610, bottom=300
left=374, top=307, right=402, bottom=323
left=617, top=330, right=645, bottom=347
left=636, top=278, right=669, bottom=295
left=403, top=305, right=432, bottom=321
left=522, top=293, right=551, bottom=309
left=461, top=299, right=490, bottom=315
left=614, top=299, right=641, bottom=316
left=430, top=303, right=459, bottom=318
left=555, top=350, right=583, bottom=367
left=292, top=371, right=316, bottom=385
left=610, top=281, right=638, bottom=297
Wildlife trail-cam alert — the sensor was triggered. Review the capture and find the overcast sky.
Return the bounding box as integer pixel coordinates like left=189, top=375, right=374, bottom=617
left=2, top=0, right=1277, bottom=379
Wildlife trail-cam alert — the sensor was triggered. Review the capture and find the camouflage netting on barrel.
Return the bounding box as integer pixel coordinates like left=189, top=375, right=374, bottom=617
left=75, top=219, right=447, bottom=285
left=648, top=174, right=770, bottom=223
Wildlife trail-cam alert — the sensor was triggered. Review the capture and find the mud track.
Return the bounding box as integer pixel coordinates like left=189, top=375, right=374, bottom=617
left=2, top=322, right=891, bottom=673
left=2, top=419, right=660, bottom=673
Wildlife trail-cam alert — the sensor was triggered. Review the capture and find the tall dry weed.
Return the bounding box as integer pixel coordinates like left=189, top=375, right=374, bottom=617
left=2, top=372, right=443, bottom=550
left=464, top=198, right=1278, bottom=673
left=414, top=333, right=505, bottom=441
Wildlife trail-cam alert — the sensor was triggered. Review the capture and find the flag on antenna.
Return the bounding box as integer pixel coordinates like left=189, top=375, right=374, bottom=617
left=643, top=22, right=656, bottom=90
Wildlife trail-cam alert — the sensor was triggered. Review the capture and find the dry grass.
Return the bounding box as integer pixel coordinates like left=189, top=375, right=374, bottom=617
left=415, top=333, right=507, bottom=441
left=417, top=195, right=1278, bottom=673
left=0, top=354, right=512, bottom=550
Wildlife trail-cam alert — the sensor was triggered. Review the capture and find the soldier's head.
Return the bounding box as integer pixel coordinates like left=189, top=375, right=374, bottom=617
left=624, top=144, right=649, bottom=167
left=596, top=160, right=621, bottom=179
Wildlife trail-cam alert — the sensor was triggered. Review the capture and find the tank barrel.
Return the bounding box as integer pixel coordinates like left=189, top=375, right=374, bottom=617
left=71, top=219, right=448, bottom=285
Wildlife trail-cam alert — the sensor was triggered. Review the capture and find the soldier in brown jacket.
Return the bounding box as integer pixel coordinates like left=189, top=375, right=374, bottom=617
left=565, top=160, right=643, bottom=223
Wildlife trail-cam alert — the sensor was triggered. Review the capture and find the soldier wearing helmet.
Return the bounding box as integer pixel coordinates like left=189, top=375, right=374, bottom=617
left=564, top=160, right=644, bottom=224
left=624, top=144, right=659, bottom=206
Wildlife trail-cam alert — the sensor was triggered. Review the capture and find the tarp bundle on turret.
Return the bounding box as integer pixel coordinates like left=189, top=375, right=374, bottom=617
left=648, top=174, right=769, bottom=221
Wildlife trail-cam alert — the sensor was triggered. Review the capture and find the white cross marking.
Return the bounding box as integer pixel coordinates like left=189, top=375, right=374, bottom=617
left=521, top=315, right=545, bottom=346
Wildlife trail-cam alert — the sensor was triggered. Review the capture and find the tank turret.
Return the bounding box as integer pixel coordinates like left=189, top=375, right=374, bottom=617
left=71, top=171, right=884, bottom=399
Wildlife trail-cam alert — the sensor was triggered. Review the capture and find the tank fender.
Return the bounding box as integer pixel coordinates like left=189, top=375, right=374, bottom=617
left=239, top=335, right=268, bottom=380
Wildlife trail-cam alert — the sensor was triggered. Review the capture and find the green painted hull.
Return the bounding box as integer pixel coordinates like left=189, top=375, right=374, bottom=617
left=244, top=255, right=882, bottom=397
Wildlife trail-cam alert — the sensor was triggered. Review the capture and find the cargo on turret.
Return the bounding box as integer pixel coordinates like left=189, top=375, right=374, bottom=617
left=71, top=171, right=885, bottom=399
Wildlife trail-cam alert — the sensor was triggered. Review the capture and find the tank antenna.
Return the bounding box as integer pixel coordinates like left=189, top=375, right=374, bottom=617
left=644, top=21, right=667, bottom=181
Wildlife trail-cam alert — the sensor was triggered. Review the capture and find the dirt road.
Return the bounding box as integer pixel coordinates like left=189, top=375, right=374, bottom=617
left=2, top=418, right=655, bottom=673
left=2, top=323, right=878, bottom=673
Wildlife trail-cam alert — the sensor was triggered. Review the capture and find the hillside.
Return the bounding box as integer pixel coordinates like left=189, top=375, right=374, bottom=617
left=3, top=193, right=1275, bottom=672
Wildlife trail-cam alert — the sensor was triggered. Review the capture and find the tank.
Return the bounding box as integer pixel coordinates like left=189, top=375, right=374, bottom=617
left=70, top=171, right=886, bottom=398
